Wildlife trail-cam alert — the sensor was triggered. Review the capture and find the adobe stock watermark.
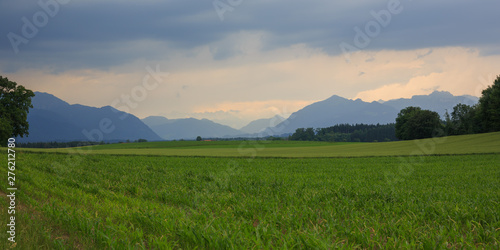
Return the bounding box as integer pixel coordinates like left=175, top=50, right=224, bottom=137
left=470, top=73, right=497, bottom=102
left=339, top=0, right=410, bottom=63
left=237, top=107, right=293, bottom=161
left=7, top=0, right=71, bottom=54
left=215, top=106, right=294, bottom=190
left=109, top=65, right=169, bottom=120
left=383, top=128, right=447, bottom=191
left=213, top=0, right=244, bottom=21
left=51, top=65, right=168, bottom=169
left=83, top=65, right=169, bottom=142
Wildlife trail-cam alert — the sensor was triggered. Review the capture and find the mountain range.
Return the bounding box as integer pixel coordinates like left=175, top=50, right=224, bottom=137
left=239, top=115, right=286, bottom=134
left=16, top=92, right=162, bottom=143
left=17, top=91, right=478, bottom=142
left=142, top=116, right=242, bottom=140
left=265, top=91, right=478, bottom=135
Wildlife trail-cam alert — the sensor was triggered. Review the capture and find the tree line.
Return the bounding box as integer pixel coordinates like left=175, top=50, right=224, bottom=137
left=291, top=75, right=500, bottom=142
left=290, top=123, right=397, bottom=142
left=1, top=75, right=499, bottom=145
left=1, top=76, right=34, bottom=143
left=396, top=75, right=500, bottom=140
left=17, top=141, right=104, bottom=148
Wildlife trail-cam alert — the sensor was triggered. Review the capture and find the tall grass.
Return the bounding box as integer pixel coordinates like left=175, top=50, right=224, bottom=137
left=1, top=152, right=499, bottom=248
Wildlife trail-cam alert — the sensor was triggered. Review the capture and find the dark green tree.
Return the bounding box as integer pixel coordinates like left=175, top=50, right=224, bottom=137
left=477, top=75, right=500, bottom=132
left=290, top=128, right=315, bottom=141
left=304, top=128, right=315, bottom=141
left=395, top=106, right=442, bottom=140
left=293, top=123, right=397, bottom=142
left=445, top=103, right=479, bottom=135
left=395, top=106, right=421, bottom=140
left=0, top=76, right=35, bottom=144
left=290, top=128, right=305, bottom=141
left=196, top=136, right=202, bottom=141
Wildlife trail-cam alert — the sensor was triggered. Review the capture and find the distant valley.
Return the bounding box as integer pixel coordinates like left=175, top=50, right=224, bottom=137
left=141, top=116, right=242, bottom=141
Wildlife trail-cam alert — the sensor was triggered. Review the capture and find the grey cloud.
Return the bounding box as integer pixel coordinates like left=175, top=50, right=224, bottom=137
left=416, top=49, right=433, bottom=59
left=1, top=0, right=499, bottom=72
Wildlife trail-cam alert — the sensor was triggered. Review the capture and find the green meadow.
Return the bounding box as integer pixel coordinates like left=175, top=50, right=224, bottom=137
left=21, top=132, right=500, bottom=157
left=1, top=133, right=499, bottom=249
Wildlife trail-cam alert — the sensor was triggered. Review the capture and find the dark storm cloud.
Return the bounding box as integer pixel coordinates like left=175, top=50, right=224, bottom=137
left=1, top=0, right=499, bottom=71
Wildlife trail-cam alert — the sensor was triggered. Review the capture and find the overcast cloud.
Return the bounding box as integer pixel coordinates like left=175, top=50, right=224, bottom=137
left=1, top=0, right=499, bottom=128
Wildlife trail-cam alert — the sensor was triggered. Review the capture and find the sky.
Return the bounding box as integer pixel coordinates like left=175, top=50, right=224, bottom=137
left=1, top=0, right=499, bottom=129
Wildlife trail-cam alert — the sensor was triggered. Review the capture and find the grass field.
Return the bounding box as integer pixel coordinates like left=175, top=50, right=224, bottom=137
left=20, top=132, right=500, bottom=157
left=1, top=133, right=500, bottom=248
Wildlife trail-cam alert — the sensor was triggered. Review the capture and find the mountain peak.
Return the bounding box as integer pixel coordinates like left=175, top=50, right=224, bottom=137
left=383, top=91, right=479, bottom=118
left=142, top=116, right=170, bottom=127
left=20, top=92, right=163, bottom=142
left=240, top=115, right=286, bottom=134
left=142, top=116, right=242, bottom=140
left=326, top=94, right=346, bottom=100
left=32, top=91, right=70, bottom=110
left=323, top=94, right=349, bottom=103
left=428, top=90, right=454, bottom=98
left=268, top=90, right=480, bottom=135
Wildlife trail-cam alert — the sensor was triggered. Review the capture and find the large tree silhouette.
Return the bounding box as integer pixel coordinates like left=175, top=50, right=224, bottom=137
left=395, top=106, right=442, bottom=140
left=0, top=76, right=35, bottom=144
left=478, top=75, right=500, bottom=132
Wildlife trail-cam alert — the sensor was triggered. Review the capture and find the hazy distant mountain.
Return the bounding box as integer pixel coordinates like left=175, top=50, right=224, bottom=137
left=19, top=91, right=479, bottom=142
left=141, top=116, right=170, bottom=127
left=266, top=95, right=398, bottom=134
left=17, top=92, right=163, bottom=142
left=265, top=91, right=479, bottom=135
left=240, top=115, right=285, bottom=134
left=381, top=91, right=478, bottom=117
left=142, top=116, right=243, bottom=140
